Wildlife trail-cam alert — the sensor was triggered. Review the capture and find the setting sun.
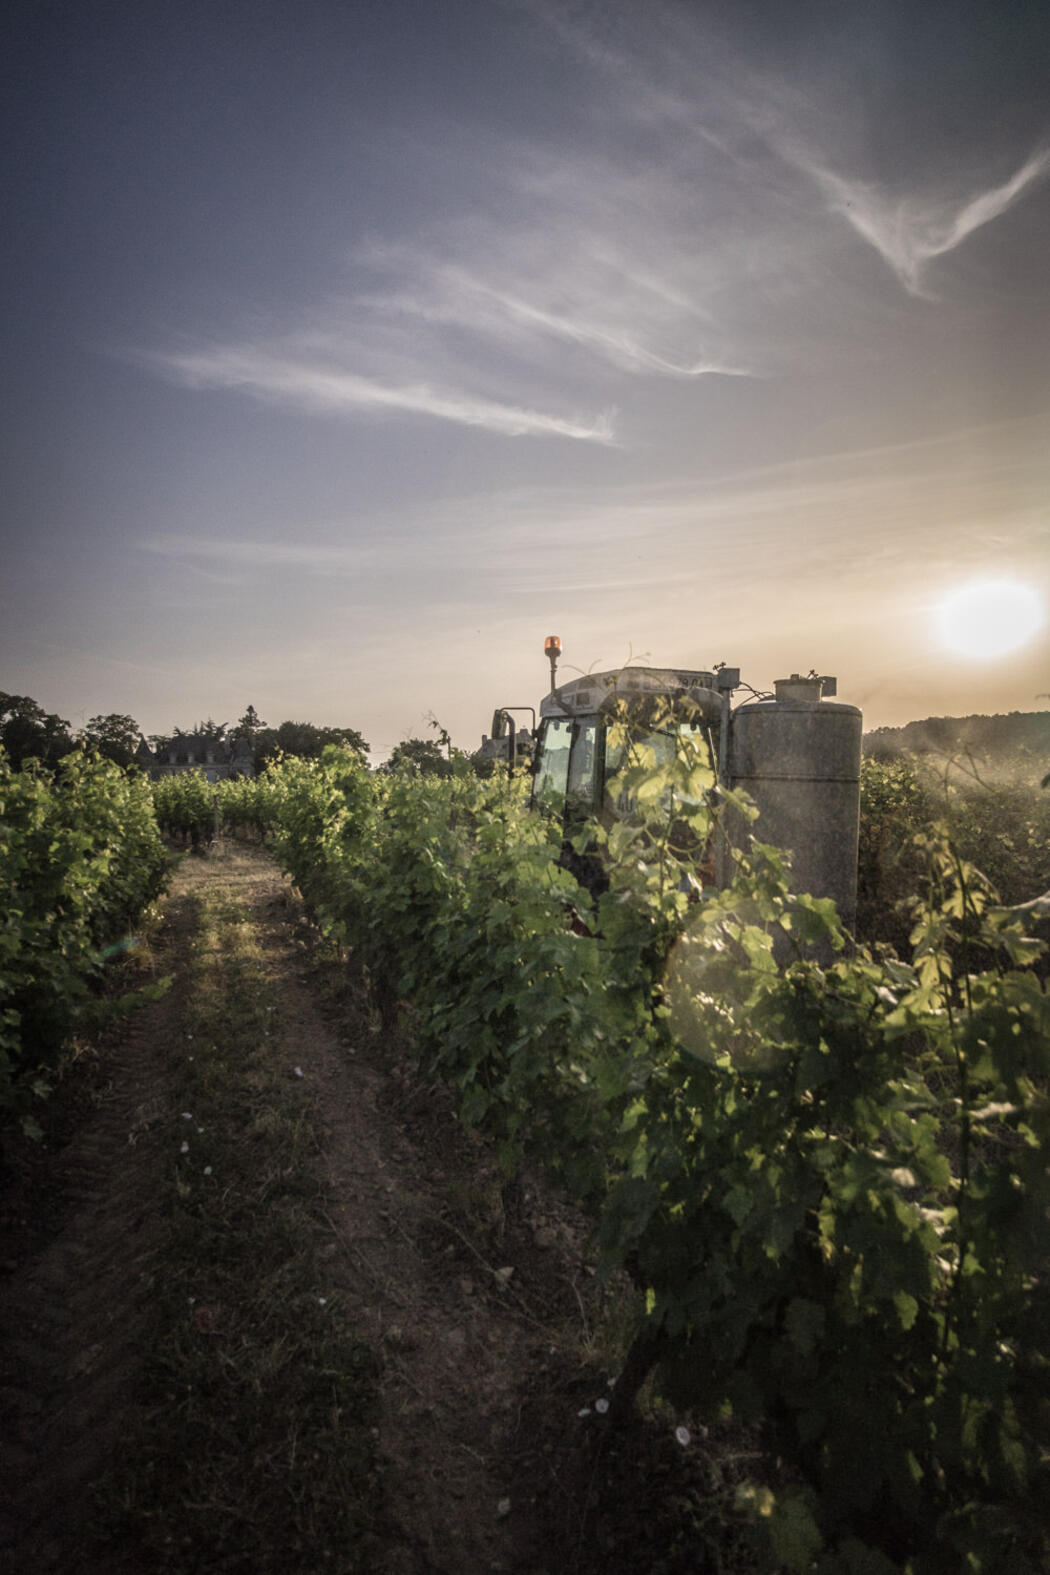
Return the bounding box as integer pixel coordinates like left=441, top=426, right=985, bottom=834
left=936, top=579, right=1045, bottom=659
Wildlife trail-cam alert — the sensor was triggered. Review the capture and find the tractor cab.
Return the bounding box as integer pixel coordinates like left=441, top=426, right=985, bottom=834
left=508, top=635, right=863, bottom=929
left=529, top=654, right=735, bottom=893
left=531, top=668, right=726, bottom=813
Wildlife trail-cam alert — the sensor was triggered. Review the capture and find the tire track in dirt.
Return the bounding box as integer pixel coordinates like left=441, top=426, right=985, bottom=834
left=0, top=889, right=194, bottom=1573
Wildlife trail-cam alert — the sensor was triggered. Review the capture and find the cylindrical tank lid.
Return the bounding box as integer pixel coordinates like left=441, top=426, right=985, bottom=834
left=774, top=674, right=835, bottom=704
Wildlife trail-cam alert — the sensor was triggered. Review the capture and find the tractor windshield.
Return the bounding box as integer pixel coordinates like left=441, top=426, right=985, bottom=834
left=604, top=719, right=712, bottom=778
left=532, top=713, right=711, bottom=818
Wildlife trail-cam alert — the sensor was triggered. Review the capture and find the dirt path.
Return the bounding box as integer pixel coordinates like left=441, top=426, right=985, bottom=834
left=241, top=845, right=575, bottom=1574
left=0, top=840, right=630, bottom=1574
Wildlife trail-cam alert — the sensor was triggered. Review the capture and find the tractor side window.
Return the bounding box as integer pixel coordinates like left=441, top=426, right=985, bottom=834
left=566, top=719, right=599, bottom=810
left=532, top=717, right=573, bottom=807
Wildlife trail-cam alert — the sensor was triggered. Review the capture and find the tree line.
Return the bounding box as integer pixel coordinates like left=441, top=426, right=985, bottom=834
left=864, top=707, right=1048, bottom=768
left=0, top=694, right=371, bottom=774
left=169, top=707, right=370, bottom=775
left=0, top=691, right=463, bottom=776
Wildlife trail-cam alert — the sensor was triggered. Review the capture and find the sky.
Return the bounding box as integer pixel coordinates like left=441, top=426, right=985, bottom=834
left=3, top=0, right=1049, bottom=761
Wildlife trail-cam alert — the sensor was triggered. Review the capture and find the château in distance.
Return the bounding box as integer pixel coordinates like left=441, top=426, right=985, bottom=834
left=138, top=731, right=255, bottom=783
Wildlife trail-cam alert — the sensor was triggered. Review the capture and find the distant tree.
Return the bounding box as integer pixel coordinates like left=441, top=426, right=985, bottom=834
left=470, top=749, right=494, bottom=778
left=383, top=737, right=453, bottom=777
left=163, top=718, right=228, bottom=744
left=79, top=713, right=142, bottom=768
left=0, top=692, right=73, bottom=768
left=254, top=720, right=369, bottom=773
left=234, top=704, right=267, bottom=741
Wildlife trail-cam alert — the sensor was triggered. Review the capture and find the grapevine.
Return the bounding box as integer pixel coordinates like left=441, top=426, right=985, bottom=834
left=1, top=748, right=170, bottom=1134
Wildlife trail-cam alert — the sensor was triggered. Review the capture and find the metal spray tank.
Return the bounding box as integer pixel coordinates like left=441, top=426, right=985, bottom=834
left=725, top=673, right=863, bottom=933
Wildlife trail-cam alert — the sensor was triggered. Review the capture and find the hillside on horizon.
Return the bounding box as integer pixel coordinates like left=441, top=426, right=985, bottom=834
left=863, top=709, right=1049, bottom=770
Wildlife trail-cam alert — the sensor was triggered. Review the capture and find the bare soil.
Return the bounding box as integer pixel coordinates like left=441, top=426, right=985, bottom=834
left=0, top=840, right=738, bottom=1574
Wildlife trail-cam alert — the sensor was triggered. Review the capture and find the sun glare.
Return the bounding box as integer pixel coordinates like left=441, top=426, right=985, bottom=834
left=936, top=579, right=1045, bottom=659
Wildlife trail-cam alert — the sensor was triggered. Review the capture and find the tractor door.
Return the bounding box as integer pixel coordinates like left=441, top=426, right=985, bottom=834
left=531, top=714, right=606, bottom=893
left=531, top=716, right=601, bottom=813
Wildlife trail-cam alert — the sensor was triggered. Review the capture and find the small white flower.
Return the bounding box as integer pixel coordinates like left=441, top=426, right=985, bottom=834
left=577, top=1407, right=591, bottom=1417
left=318, top=1296, right=327, bottom=1305
left=294, top=1066, right=304, bottom=1077
left=181, top=1112, right=193, bottom=1120
left=496, top=1498, right=511, bottom=1518
left=595, top=1398, right=609, bottom=1415
left=180, top=1141, right=189, bottom=1153
left=203, top=1166, right=212, bottom=1176
left=675, top=1426, right=691, bottom=1447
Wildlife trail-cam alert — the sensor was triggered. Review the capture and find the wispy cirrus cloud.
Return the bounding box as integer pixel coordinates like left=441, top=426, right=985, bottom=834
left=355, top=254, right=756, bottom=379
left=152, top=345, right=614, bottom=442
left=793, top=146, right=1050, bottom=295
left=140, top=411, right=1048, bottom=590
left=525, top=2, right=1050, bottom=301
left=141, top=2, right=1048, bottom=454
left=139, top=533, right=371, bottom=573
left=353, top=194, right=760, bottom=381
left=142, top=140, right=760, bottom=448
